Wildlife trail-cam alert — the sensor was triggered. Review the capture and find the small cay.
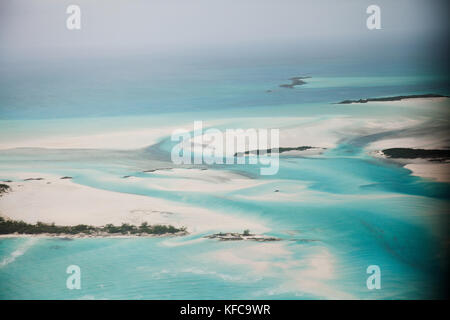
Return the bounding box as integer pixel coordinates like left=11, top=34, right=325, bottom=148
left=205, top=230, right=280, bottom=242
left=382, top=148, right=450, bottom=160
left=0, top=217, right=187, bottom=237
left=234, top=146, right=323, bottom=157
left=0, top=183, right=11, bottom=196
left=279, top=76, right=311, bottom=89
left=336, top=93, right=448, bottom=104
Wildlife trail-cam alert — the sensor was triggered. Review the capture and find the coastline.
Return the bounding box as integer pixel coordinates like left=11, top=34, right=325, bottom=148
left=370, top=149, right=450, bottom=183
left=0, top=173, right=269, bottom=235
left=0, top=231, right=188, bottom=239
left=336, top=94, right=449, bottom=104
left=356, top=96, right=450, bottom=183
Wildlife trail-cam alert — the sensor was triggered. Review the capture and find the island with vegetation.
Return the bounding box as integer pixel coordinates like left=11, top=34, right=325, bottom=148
left=234, top=146, right=324, bottom=157
left=382, top=148, right=450, bottom=160
left=0, top=217, right=187, bottom=237
left=336, top=93, right=448, bottom=104
left=205, top=230, right=280, bottom=242
left=279, top=76, right=311, bottom=89
left=0, top=183, right=10, bottom=195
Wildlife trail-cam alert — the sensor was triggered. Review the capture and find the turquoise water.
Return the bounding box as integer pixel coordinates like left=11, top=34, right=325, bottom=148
left=0, top=57, right=449, bottom=299
left=0, top=142, right=447, bottom=299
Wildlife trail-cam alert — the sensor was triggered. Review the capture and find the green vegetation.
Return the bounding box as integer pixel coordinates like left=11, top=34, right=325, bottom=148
left=234, top=146, right=315, bottom=157
left=0, top=217, right=186, bottom=236
left=243, top=229, right=250, bottom=236
left=279, top=76, right=311, bottom=88
left=337, top=94, right=448, bottom=104
left=0, top=184, right=10, bottom=195
left=382, top=148, right=450, bottom=159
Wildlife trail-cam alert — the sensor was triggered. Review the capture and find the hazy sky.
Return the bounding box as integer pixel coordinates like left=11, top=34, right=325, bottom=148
left=0, top=0, right=448, bottom=60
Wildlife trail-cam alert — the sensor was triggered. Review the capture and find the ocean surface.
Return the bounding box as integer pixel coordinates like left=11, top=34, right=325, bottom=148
left=0, top=54, right=449, bottom=299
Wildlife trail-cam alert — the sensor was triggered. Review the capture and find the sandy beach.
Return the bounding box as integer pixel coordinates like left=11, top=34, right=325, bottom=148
left=0, top=173, right=268, bottom=234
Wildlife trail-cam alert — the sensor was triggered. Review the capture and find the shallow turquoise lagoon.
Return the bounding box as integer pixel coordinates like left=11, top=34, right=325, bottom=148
left=0, top=139, right=448, bottom=299
left=0, top=59, right=448, bottom=299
